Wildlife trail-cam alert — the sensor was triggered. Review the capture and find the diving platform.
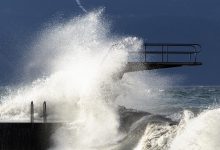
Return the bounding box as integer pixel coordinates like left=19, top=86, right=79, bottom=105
left=125, top=43, right=202, bottom=73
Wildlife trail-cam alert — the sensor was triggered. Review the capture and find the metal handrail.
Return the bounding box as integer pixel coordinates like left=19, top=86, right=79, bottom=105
left=30, top=101, right=47, bottom=123
left=130, top=51, right=198, bottom=54
left=130, top=43, right=201, bottom=63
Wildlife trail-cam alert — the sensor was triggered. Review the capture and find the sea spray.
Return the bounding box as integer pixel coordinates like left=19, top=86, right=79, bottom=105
left=0, top=10, right=143, bottom=149
left=0, top=9, right=181, bottom=150
left=75, top=0, right=87, bottom=13
left=116, top=71, right=172, bottom=113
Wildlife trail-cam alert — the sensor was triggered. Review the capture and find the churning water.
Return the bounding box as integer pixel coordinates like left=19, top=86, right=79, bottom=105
left=0, top=10, right=219, bottom=150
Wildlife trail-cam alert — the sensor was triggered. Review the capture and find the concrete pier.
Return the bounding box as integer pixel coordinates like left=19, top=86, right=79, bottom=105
left=0, top=102, right=61, bottom=150
left=0, top=123, right=60, bottom=150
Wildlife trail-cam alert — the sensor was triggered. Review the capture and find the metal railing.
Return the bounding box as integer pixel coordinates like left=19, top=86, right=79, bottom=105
left=129, top=43, right=201, bottom=63
left=30, top=101, right=47, bottom=123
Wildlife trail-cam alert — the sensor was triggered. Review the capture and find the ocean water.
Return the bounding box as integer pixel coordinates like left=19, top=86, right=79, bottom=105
left=140, top=86, right=220, bottom=115
left=0, top=10, right=219, bottom=150
left=116, top=86, right=220, bottom=150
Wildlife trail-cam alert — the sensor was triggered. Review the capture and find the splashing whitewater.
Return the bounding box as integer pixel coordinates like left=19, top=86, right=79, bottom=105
left=0, top=9, right=218, bottom=150
left=0, top=10, right=143, bottom=149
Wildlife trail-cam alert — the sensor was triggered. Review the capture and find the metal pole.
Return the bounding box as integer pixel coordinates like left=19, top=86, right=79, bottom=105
left=194, top=46, right=197, bottom=62
left=194, top=53, right=197, bottom=63
left=189, top=53, right=192, bottom=62
left=144, top=44, right=147, bottom=62
left=30, top=101, right=34, bottom=123
left=43, top=101, right=47, bottom=123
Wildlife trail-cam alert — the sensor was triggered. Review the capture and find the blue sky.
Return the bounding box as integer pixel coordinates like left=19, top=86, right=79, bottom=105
left=0, top=0, right=219, bottom=85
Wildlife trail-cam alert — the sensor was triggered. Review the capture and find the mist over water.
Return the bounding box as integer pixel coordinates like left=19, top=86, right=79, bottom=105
left=0, top=9, right=219, bottom=150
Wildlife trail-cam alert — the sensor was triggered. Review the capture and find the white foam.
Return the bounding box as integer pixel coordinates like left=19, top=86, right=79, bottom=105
left=134, top=123, right=177, bottom=150
left=169, top=108, right=220, bottom=150
left=133, top=110, right=196, bottom=150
